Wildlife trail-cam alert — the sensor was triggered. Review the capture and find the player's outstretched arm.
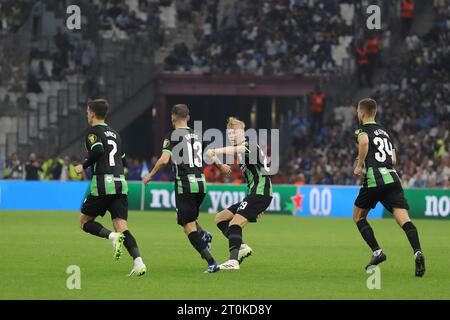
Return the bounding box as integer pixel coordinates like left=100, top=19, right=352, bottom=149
left=211, top=145, right=246, bottom=156
left=204, top=150, right=231, bottom=176
left=143, top=152, right=170, bottom=185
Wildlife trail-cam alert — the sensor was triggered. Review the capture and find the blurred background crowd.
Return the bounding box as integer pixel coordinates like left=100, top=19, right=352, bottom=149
left=1, top=0, right=449, bottom=189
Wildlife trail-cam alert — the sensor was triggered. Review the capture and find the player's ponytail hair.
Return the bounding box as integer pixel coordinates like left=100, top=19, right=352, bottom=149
left=227, top=117, right=245, bottom=129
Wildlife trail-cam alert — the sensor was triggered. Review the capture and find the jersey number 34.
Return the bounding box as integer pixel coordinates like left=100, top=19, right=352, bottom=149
left=373, top=137, right=393, bottom=162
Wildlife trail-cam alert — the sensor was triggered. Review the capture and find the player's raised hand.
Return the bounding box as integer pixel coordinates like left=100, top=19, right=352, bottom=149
left=74, top=164, right=84, bottom=175
left=142, top=174, right=152, bottom=185
left=219, top=164, right=232, bottom=176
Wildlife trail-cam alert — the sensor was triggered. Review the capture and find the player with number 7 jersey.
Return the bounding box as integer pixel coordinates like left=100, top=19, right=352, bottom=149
left=78, top=99, right=146, bottom=277
left=84, top=122, right=127, bottom=195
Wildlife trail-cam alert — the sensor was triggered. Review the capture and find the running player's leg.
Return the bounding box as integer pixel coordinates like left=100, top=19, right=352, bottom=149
left=80, top=196, right=113, bottom=239
left=215, top=207, right=251, bottom=262
left=80, top=214, right=111, bottom=238
left=353, top=206, right=381, bottom=252
left=215, top=208, right=234, bottom=238
left=392, top=208, right=422, bottom=254
left=381, top=183, right=425, bottom=276
left=392, top=208, right=425, bottom=277
left=219, top=214, right=248, bottom=270
left=183, top=221, right=218, bottom=272
left=194, top=194, right=213, bottom=248
left=110, top=195, right=146, bottom=276
left=353, top=205, right=387, bottom=270
left=395, top=212, right=426, bottom=274
left=177, top=194, right=218, bottom=272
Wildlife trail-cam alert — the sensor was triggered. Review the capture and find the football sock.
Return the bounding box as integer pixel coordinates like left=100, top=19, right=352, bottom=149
left=402, top=221, right=422, bottom=254
left=123, top=230, right=141, bottom=259
left=356, top=219, right=381, bottom=252
left=228, top=224, right=243, bottom=261
left=188, top=231, right=215, bottom=265
left=217, top=220, right=229, bottom=238
left=82, top=221, right=111, bottom=239
left=196, top=222, right=207, bottom=238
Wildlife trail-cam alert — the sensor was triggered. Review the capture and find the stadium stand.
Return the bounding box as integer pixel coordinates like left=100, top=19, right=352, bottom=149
left=0, top=0, right=448, bottom=189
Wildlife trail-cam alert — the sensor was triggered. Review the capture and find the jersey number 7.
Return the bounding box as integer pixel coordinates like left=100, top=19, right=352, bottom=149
left=107, top=140, right=117, bottom=166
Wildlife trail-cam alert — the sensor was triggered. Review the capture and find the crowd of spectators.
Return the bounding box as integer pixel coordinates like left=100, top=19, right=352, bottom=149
left=164, top=0, right=355, bottom=74
left=283, top=0, right=450, bottom=189
left=0, top=152, right=206, bottom=182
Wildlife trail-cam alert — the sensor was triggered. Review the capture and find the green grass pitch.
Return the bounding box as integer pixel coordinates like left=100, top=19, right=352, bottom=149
left=0, top=211, right=449, bottom=299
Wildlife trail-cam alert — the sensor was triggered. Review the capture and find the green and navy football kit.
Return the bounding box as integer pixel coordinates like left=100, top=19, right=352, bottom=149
left=81, top=123, right=129, bottom=220
left=354, top=122, right=409, bottom=212
left=162, top=127, right=208, bottom=226
left=228, top=138, right=273, bottom=222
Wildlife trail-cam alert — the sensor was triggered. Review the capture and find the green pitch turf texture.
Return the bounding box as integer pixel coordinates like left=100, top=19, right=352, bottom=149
left=0, top=211, right=449, bottom=300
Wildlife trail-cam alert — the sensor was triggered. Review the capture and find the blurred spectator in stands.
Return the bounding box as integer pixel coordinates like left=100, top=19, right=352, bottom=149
left=147, top=156, right=163, bottom=181
left=0, top=3, right=8, bottom=34
left=69, top=158, right=85, bottom=181
left=32, top=0, right=44, bottom=37
left=8, top=2, right=22, bottom=33
left=0, top=94, right=15, bottom=116
left=127, top=159, right=143, bottom=181
left=434, top=139, right=446, bottom=159
left=25, top=153, right=42, bottom=181
left=308, top=85, right=326, bottom=135
left=401, top=0, right=415, bottom=39
left=294, top=173, right=306, bottom=186
left=41, top=155, right=54, bottom=180
left=59, top=156, right=71, bottom=181
left=355, top=41, right=371, bottom=87
left=176, top=0, right=192, bottom=25
left=16, top=93, right=31, bottom=114
left=27, top=73, right=42, bottom=93
left=3, top=152, right=24, bottom=180
left=204, top=165, right=222, bottom=183
left=34, top=60, right=50, bottom=81
left=365, top=32, right=381, bottom=71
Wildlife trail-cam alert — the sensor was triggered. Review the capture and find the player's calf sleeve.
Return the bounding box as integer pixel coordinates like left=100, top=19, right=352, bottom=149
left=356, top=219, right=381, bottom=252
left=196, top=222, right=206, bottom=238
left=83, top=221, right=111, bottom=239
left=228, top=225, right=243, bottom=261
left=216, top=220, right=229, bottom=238
left=187, top=231, right=214, bottom=265
left=402, top=221, right=422, bottom=253
left=123, top=230, right=141, bottom=259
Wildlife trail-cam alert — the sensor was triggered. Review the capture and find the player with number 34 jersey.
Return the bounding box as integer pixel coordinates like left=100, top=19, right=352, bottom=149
left=353, top=98, right=425, bottom=277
